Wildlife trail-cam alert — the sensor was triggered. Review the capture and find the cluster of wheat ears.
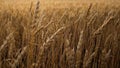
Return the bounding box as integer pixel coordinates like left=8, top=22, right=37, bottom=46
left=0, top=0, right=120, bottom=68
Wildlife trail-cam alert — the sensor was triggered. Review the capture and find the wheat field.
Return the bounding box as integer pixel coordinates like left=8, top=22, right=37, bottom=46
left=0, top=0, right=120, bottom=68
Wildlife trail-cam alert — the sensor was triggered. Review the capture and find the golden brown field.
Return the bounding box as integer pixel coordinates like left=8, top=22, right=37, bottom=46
left=0, top=0, right=120, bottom=68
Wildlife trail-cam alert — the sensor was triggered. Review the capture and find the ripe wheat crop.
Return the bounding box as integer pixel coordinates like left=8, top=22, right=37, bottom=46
left=0, top=0, right=120, bottom=68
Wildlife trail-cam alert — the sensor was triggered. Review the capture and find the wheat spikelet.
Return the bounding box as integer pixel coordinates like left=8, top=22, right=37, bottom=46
left=104, top=34, right=112, bottom=45
left=84, top=52, right=96, bottom=68
left=86, top=3, right=92, bottom=17
left=0, top=32, right=14, bottom=52
left=87, top=13, right=97, bottom=27
left=11, top=46, right=27, bottom=68
left=76, top=30, right=84, bottom=68
left=31, top=0, right=40, bottom=29
left=66, top=48, right=75, bottom=68
left=104, top=49, right=112, bottom=59
left=77, top=30, right=84, bottom=49
left=57, top=10, right=67, bottom=24
left=43, top=26, right=65, bottom=46
left=93, top=16, right=114, bottom=35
